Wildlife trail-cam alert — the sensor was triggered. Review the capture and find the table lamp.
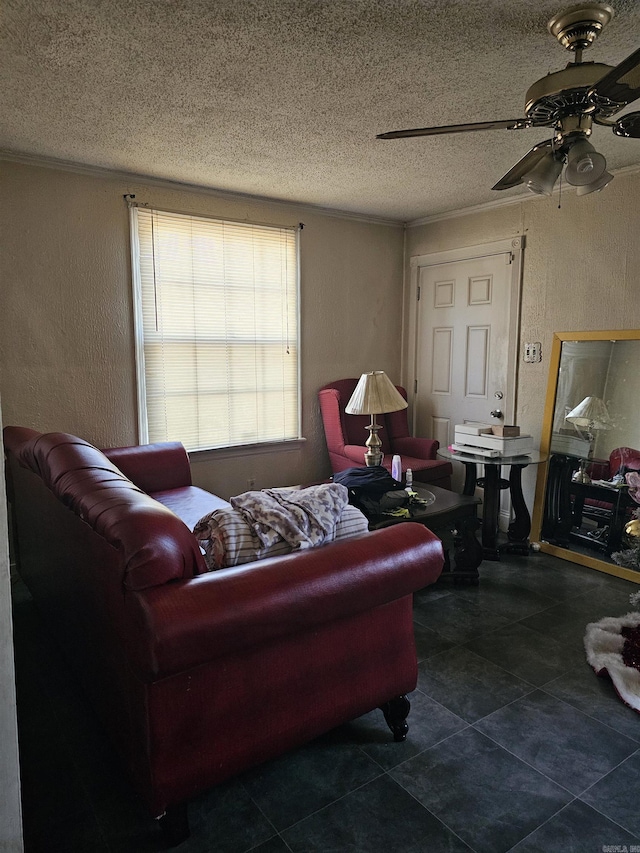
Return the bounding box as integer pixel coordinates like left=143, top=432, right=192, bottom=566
left=345, top=371, right=408, bottom=467
left=565, top=395, right=612, bottom=483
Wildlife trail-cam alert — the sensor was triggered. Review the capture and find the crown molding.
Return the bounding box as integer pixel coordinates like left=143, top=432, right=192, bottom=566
left=407, top=161, right=640, bottom=228
left=4, top=147, right=639, bottom=229
left=407, top=192, right=532, bottom=227
left=0, top=149, right=402, bottom=228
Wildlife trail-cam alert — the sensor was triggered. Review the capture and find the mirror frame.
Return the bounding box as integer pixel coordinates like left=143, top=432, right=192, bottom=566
left=531, top=329, right=640, bottom=582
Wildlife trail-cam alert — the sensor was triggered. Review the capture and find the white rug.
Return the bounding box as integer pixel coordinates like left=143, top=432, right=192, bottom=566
left=584, top=612, right=640, bottom=713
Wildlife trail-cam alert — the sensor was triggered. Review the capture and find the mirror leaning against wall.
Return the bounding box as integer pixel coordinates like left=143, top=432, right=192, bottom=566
left=531, top=330, right=640, bottom=583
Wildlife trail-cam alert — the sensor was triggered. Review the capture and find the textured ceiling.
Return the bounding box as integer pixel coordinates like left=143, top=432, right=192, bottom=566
left=2, top=0, right=640, bottom=221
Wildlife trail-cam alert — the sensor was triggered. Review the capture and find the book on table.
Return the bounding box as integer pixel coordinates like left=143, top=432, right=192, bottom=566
left=454, top=423, right=494, bottom=436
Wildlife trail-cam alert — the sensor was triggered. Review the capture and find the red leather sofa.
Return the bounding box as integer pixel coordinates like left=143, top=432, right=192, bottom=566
left=318, top=378, right=452, bottom=488
left=4, top=427, right=444, bottom=844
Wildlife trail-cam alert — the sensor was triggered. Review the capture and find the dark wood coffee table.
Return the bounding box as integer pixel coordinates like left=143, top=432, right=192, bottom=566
left=366, top=484, right=483, bottom=584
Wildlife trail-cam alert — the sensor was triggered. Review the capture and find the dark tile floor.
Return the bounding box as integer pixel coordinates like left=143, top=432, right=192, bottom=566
left=11, top=551, right=640, bottom=853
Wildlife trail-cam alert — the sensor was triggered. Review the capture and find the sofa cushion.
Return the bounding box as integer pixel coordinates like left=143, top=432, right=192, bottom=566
left=151, top=485, right=230, bottom=531
left=193, top=502, right=369, bottom=571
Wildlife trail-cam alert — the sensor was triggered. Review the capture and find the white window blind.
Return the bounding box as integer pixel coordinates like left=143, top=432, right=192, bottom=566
left=131, top=206, right=300, bottom=452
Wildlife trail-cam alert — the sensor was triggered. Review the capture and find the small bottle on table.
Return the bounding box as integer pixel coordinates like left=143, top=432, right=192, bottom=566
left=405, top=468, right=413, bottom=492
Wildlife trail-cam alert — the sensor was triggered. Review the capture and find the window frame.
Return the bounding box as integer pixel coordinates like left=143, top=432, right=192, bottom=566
left=129, top=204, right=302, bottom=453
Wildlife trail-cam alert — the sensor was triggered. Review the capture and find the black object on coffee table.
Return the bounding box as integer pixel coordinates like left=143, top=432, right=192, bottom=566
left=366, top=484, right=482, bottom=584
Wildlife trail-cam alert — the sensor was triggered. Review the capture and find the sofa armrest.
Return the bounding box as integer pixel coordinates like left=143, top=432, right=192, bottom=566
left=127, top=523, right=444, bottom=680
left=392, top=436, right=439, bottom=460
left=103, top=442, right=192, bottom=492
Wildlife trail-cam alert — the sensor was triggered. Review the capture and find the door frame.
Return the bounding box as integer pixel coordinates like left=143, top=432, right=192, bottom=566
left=404, top=236, right=525, bottom=436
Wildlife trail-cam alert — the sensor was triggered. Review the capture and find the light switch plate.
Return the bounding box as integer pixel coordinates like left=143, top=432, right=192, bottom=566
left=524, top=342, right=542, bottom=363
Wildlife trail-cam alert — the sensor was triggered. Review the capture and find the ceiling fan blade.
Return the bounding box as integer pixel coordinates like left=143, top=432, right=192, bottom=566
left=376, top=119, right=528, bottom=140
left=590, top=46, right=640, bottom=110
left=491, top=140, right=554, bottom=191
left=613, top=111, right=640, bottom=138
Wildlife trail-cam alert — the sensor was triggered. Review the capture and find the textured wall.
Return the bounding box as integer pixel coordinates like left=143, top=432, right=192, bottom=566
left=602, top=340, right=640, bottom=454
left=404, top=171, right=640, bottom=507
left=3, top=158, right=637, bottom=506
left=0, top=161, right=404, bottom=497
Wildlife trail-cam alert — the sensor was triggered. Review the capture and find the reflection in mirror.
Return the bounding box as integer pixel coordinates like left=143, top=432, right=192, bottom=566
left=532, top=330, right=640, bottom=583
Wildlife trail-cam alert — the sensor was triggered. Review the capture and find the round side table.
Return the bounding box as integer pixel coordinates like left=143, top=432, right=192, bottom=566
left=437, top=448, right=547, bottom=560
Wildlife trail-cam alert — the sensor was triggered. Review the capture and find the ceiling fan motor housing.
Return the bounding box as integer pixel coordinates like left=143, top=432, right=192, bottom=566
left=525, top=62, right=617, bottom=125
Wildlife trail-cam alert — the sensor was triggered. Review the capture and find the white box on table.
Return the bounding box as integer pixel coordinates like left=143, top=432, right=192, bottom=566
left=453, top=432, right=534, bottom=455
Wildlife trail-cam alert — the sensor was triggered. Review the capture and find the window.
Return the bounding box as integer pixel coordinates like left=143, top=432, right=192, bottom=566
left=130, top=206, right=299, bottom=452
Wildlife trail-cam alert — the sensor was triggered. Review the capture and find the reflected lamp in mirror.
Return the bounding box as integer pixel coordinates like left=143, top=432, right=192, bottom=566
left=565, top=395, right=612, bottom=483
left=345, top=371, right=408, bottom=467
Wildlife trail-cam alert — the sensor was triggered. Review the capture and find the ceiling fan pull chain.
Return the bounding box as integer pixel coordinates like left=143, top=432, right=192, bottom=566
left=558, top=169, right=563, bottom=209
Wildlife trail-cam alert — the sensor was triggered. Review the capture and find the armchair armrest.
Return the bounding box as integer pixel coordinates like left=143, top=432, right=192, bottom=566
left=392, top=436, right=439, bottom=460
left=343, top=445, right=369, bottom=464
left=127, top=524, right=444, bottom=681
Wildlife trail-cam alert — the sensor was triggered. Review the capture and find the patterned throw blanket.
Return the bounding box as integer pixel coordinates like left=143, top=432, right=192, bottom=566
left=230, top=483, right=349, bottom=551
left=585, top=613, right=640, bottom=713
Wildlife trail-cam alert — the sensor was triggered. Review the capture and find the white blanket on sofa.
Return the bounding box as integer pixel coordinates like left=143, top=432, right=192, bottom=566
left=230, top=483, right=349, bottom=551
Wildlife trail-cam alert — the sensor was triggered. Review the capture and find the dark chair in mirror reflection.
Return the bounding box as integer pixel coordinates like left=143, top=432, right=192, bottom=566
left=543, top=446, right=640, bottom=556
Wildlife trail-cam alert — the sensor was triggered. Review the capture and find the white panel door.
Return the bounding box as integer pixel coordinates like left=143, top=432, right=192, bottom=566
left=414, top=250, right=517, bottom=495
left=416, top=253, right=513, bottom=437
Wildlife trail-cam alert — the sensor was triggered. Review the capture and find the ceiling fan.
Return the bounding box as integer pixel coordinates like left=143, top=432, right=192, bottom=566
left=377, top=3, right=640, bottom=196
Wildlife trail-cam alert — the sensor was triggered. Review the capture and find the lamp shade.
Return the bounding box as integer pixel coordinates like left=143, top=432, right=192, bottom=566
left=345, top=371, right=408, bottom=416
left=565, top=396, right=612, bottom=430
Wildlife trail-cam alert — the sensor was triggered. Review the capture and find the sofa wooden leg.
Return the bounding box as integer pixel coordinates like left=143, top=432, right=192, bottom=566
left=380, top=694, right=411, bottom=742
left=157, top=802, right=190, bottom=847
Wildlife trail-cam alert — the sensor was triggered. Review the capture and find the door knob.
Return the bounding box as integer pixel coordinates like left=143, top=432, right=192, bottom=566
left=490, top=409, right=503, bottom=419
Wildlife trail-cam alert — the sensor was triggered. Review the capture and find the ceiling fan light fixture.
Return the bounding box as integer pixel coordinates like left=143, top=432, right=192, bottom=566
left=376, top=5, right=640, bottom=201
left=576, top=169, right=614, bottom=195
left=565, top=138, right=607, bottom=185
left=523, top=153, right=564, bottom=195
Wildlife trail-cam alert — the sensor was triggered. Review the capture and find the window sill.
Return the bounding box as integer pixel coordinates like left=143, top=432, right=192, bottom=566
left=189, top=437, right=306, bottom=462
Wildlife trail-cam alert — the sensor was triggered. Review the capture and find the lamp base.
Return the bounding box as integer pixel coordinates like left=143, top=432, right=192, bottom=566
left=364, top=449, right=383, bottom=467
left=364, top=418, right=384, bottom=467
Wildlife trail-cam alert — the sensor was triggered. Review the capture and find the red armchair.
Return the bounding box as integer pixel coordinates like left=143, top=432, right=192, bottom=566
left=318, top=378, right=452, bottom=489
left=584, top=446, right=640, bottom=492
left=607, top=447, right=640, bottom=479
